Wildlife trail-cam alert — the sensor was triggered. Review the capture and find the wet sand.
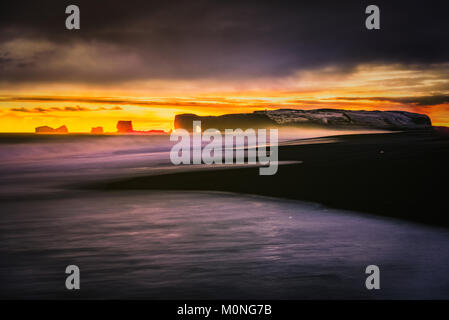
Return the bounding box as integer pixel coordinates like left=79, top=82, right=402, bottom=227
left=93, top=131, right=449, bottom=228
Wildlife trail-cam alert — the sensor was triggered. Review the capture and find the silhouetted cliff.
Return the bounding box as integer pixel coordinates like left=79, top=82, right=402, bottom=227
left=174, top=113, right=276, bottom=131
left=174, top=109, right=432, bottom=131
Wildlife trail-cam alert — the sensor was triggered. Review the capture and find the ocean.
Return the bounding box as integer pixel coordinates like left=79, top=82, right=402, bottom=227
left=1, top=131, right=449, bottom=299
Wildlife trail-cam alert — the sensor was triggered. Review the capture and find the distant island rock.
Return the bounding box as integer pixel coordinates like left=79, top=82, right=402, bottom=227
left=35, top=125, right=69, bottom=133
left=116, top=120, right=133, bottom=133
left=90, top=126, right=104, bottom=134
left=115, top=120, right=166, bottom=134
left=175, top=109, right=432, bottom=131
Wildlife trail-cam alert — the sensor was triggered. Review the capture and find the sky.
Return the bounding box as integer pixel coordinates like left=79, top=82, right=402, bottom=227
left=1, top=0, right=449, bottom=132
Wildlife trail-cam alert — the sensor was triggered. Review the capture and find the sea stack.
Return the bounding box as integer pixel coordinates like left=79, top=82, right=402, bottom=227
left=116, top=121, right=133, bottom=133
left=90, top=126, right=104, bottom=134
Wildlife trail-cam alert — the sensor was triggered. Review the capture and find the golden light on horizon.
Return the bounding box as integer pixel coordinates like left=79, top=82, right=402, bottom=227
left=1, top=63, right=448, bottom=132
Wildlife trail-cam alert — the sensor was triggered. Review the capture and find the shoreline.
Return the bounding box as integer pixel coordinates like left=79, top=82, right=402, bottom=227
left=89, top=131, right=449, bottom=228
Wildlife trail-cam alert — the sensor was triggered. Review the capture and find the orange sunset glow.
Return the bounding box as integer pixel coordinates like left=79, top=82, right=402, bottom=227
left=3, top=0, right=449, bottom=301
left=1, top=63, right=449, bottom=132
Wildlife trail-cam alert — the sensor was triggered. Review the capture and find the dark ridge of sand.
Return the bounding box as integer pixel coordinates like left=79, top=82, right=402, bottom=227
left=91, top=131, right=449, bottom=228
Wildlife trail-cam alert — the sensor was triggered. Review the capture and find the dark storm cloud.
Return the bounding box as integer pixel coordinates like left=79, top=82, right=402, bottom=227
left=336, top=94, right=449, bottom=106
left=1, top=0, right=449, bottom=83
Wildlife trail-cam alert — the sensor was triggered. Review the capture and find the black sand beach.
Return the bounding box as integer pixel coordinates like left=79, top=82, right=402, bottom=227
left=95, top=131, right=449, bottom=228
left=2, top=130, right=449, bottom=299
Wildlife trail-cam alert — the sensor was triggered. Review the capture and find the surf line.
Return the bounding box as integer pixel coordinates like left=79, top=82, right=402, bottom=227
left=170, top=120, right=278, bottom=175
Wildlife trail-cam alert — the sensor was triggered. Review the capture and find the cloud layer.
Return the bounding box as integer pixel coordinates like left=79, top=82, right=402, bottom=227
left=1, top=0, right=449, bottom=84
left=10, top=106, right=122, bottom=113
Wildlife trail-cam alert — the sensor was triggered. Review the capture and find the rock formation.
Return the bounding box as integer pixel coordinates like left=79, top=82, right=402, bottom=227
left=115, top=121, right=166, bottom=134
left=35, top=125, right=69, bottom=133
left=174, top=113, right=276, bottom=132
left=174, top=109, right=432, bottom=131
left=90, top=126, right=104, bottom=134
left=116, top=121, right=133, bottom=133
